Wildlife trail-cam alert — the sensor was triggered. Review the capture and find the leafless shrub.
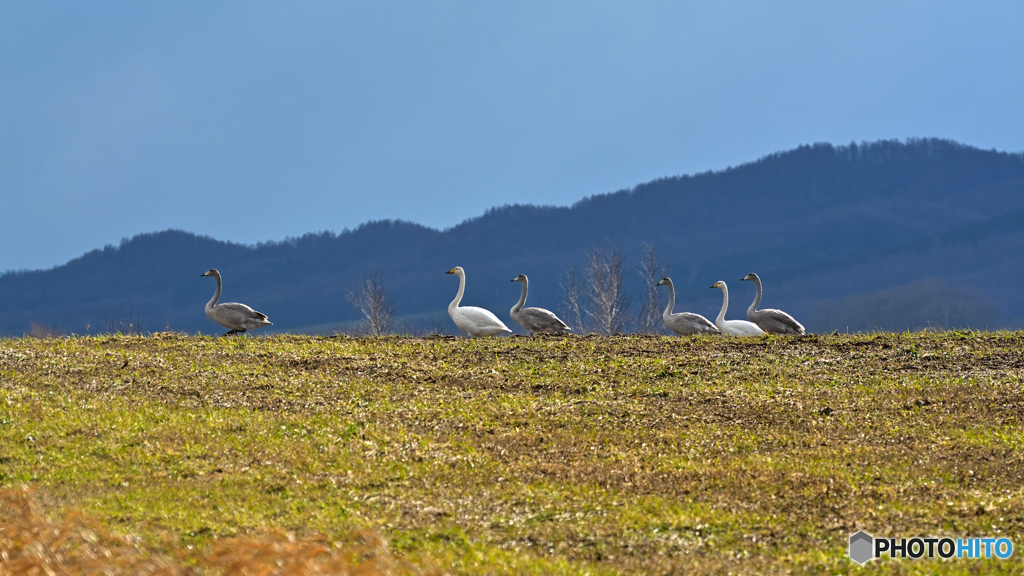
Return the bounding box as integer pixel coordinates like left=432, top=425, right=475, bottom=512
left=331, top=322, right=368, bottom=337
left=585, top=244, right=631, bottom=335
left=414, top=314, right=451, bottom=337
left=103, top=306, right=146, bottom=335
left=636, top=242, right=668, bottom=334
left=29, top=322, right=65, bottom=338
left=559, top=262, right=586, bottom=333
left=346, top=270, right=395, bottom=337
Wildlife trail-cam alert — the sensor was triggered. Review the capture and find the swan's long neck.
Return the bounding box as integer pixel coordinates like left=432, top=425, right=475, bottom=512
left=449, top=271, right=466, bottom=312
left=747, top=277, right=763, bottom=315
left=207, top=272, right=222, bottom=309
left=717, top=284, right=729, bottom=325
left=512, top=279, right=528, bottom=313
left=662, top=281, right=675, bottom=319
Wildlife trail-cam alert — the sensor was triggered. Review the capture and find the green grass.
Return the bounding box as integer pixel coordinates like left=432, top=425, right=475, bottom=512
left=1, top=331, right=1023, bottom=573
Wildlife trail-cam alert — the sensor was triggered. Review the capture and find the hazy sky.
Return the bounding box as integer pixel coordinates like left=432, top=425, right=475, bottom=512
left=2, top=1, right=1022, bottom=272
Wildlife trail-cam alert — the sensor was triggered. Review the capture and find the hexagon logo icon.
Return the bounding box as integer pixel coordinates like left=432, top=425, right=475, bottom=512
left=849, top=531, right=874, bottom=565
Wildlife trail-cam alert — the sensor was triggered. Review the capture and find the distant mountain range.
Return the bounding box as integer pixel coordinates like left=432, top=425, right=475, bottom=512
left=2, top=138, right=1022, bottom=336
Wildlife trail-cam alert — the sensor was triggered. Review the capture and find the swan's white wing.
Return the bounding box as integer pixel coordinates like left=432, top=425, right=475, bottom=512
left=721, top=319, right=764, bottom=336
left=453, top=306, right=511, bottom=336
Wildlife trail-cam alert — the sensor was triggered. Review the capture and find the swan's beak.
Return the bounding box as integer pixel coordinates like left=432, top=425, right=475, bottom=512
left=709, top=283, right=717, bottom=288
left=446, top=269, right=455, bottom=274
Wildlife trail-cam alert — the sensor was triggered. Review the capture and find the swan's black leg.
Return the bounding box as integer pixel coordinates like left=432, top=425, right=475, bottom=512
left=222, top=329, right=237, bottom=337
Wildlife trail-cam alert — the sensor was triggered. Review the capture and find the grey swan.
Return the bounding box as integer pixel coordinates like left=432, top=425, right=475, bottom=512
left=655, top=277, right=720, bottom=335
left=509, top=274, right=571, bottom=335
left=200, top=269, right=272, bottom=336
left=740, top=273, right=805, bottom=335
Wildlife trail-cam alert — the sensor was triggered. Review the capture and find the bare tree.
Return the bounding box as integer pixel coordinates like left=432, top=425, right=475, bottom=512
left=346, top=270, right=395, bottom=336
left=636, top=242, right=669, bottom=334
left=29, top=322, right=65, bottom=338
left=559, top=262, right=586, bottom=333
left=585, top=244, right=631, bottom=335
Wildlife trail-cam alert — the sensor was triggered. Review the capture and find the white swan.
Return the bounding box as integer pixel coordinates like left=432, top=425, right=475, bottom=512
left=446, top=267, right=512, bottom=337
left=656, top=277, right=720, bottom=335
left=200, top=269, right=272, bottom=336
left=509, top=274, right=572, bottom=335
left=710, top=280, right=764, bottom=336
left=741, top=273, right=805, bottom=335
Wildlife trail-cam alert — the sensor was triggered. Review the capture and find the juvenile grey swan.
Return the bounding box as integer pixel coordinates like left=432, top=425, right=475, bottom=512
left=200, top=269, right=272, bottom=336
left=740, top=272, right=805, bottom=335
left=656, top=277, right=720, bottom=335
left=509, top=274, right=572, bottom=335
left=710, top=281, right=764, bottom=336
left=446, top=267, right=512, bottom=337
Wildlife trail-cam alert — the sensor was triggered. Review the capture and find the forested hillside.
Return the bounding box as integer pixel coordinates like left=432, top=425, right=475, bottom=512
left=2, top=138, right=1022, bottom=335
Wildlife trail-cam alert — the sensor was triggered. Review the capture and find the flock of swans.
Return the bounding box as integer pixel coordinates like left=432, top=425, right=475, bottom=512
left=199, top=267, right=804, bottom=338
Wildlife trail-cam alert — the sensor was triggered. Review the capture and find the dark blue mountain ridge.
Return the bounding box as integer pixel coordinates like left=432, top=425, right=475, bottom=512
left=2, top=138, right=1022, bottom=335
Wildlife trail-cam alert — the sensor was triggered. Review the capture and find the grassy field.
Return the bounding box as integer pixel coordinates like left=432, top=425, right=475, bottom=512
left=1, top=332, right=1022, bottom=574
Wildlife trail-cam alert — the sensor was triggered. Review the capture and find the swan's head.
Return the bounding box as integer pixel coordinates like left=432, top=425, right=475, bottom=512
left=446, top=266, right=464, bottom=276
left=200, top=269, right=219, bottom=278
left=710, top=281, right=725, bottom=289
left=511, top=274, right=527, bottom=283
left=741, top=273, right=759, bottom=282
left=656, top=277, right=671, bottom=287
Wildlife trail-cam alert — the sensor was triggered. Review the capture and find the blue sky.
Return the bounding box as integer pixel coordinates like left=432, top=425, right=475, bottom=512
left=2, top=1, right=1022, bottom=272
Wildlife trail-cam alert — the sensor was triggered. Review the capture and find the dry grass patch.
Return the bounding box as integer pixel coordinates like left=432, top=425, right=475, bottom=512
left=0, top=488, right=441, bottom=575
